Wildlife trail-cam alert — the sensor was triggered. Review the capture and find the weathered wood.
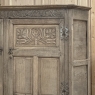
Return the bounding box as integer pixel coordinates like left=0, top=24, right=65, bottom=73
left=33, top=56, right=38, bottom=95
left=91, top=0, right=95, bottom=95
left=0, top=6, right=90, bottom=95
left=73, top=66, right=88, bottom=95
left=0, top=19, right=3, bottom=95
left=68, top=8, right=90, bottom=95
left=73, top=20, right=87, bottom=60
left=39, top=58, right=59, bottom=95
left=0, top=0, right=89, bottom=6
left=68, top=9, right=73, bottom=95
left=14, top=57, right=33, bottom=94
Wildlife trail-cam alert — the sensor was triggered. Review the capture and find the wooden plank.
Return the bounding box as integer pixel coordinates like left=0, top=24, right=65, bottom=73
left=12, top=19, right=62, bottom=25
left=64, top=8, right=69, bottom=95
left=10, top=0, right=34, bottom=5
left=42, top=0, right=51, bottom=5
left=68, top=9, right=73, bottom=95
left=13, top=49, right=60, bottom=57
left=72, top=0, right=78, bottom=5
left=91, top=0, right=95, bottom=95
left=0, top=0, right=90, bottom=6
left=73, top=10, right=88, bottom=20
left=59, top=19, right=65, bottom=94
left=55, top=0, right=63, bottom=4
left=50, top=0, right=55, bottom=4
left=35, top=0, right=42, bottom=5
left=0, top=19, right=3, bottom=95
left=73, top=66, right=88, bottom=95
left=78, top=0, right=88, bottom=6
left=4, top=0, right=10, bottom=5
left=3, top=19, right=13, bottom=95
left=87, top=3, right=91, bottom=95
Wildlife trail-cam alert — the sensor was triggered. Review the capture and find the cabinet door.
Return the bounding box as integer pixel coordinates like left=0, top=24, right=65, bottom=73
left=3, top=19, right=66, bottom=95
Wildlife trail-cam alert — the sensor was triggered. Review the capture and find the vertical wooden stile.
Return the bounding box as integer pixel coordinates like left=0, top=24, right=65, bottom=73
left=0, top=19, right=3, bottom=95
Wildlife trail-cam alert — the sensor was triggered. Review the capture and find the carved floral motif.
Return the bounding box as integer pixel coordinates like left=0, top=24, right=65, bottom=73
left=15, top=27, right=56, bottom=47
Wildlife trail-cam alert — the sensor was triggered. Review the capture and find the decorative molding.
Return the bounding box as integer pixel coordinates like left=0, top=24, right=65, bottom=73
left=0, top=9, right=65, bottom=18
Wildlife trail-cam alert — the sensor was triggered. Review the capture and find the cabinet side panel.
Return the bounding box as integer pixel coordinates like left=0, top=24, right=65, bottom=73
left=73, top=66, right=88, bottom=95
left=72, top=19, right=89, bottom=95
left=73, top=20, right=87, bottom=60
left=14, top=57, right=33, bottom=95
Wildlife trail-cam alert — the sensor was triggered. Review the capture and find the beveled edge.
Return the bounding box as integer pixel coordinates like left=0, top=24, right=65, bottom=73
left=0, top=4, right=91, bottom=11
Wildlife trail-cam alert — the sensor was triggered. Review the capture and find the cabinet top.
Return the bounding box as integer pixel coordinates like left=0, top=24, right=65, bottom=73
left=0, top=4, right=91, bottom=11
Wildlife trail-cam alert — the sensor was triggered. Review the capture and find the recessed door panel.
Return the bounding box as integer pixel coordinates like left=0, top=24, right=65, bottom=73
left=39, top=58, right=59, bottom=95
left=14, top=57, right=33, bottom=95
left=14, top=25, right=59, bottom=47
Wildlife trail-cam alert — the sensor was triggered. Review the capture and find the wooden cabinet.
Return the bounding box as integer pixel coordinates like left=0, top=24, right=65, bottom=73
left=0, top=5, right=90, bottom=95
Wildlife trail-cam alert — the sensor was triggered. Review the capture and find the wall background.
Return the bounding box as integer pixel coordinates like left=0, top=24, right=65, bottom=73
left=0, top=0, right=94, bottom=95
left=0, top=0, right=90, bottom=6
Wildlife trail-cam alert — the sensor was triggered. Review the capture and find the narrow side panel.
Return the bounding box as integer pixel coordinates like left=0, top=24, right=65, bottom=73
left=73, top=20, right=87, bottom=60
left=73, top=66, right=88, bottom=95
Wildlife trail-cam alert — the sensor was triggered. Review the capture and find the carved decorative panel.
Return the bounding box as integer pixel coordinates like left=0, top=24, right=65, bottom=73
left=0, top=9, right=65, bottom=18
left=14, top=25, right=59, bottom=47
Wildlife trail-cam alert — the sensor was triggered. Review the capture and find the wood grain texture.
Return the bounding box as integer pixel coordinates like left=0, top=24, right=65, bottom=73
left=68, top=9, right=90, bottom=95
left=0, top=5, right=90, bottom=95
left=73, top=20, right=87, bottom=60
left=73, top=66, right=88, bottom=95
left=14, top=57, right=33, bottom=94
left=39, top=58, right=59, bottom=95
left=0, top=0, right=89, bottom=6
left=0, top=19, right=3, bottom=95
left=91, top=0, right=95, bottom=95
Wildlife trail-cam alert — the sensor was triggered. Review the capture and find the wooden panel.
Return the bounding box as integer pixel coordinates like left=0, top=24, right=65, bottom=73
left=0, top=0, right=89, bottom=6
left=39, top=58, right=59, bottom=95
left=73, top=60, right=88, bottom=66
left=10, top=0, right=34, bottom=5
left=42, top=0, right=51, bottom=5
left=68, top=9, right=90, bottom=95
left=73, top=20, right=87, bottom=60
left=14, top=57, right=33, bottom=95
left=73, top=66, right=88, bottom=95
left=14, top=25, right=59, bottom=47
left=35, top=0, right=42, bottom=5
left=91, top=0, right=95, bottom=95
left=3, top=19, right=14, bottom=95
left=73, top=10, right=88, bottom=20
left=77, top=0, right=88, bottom=6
